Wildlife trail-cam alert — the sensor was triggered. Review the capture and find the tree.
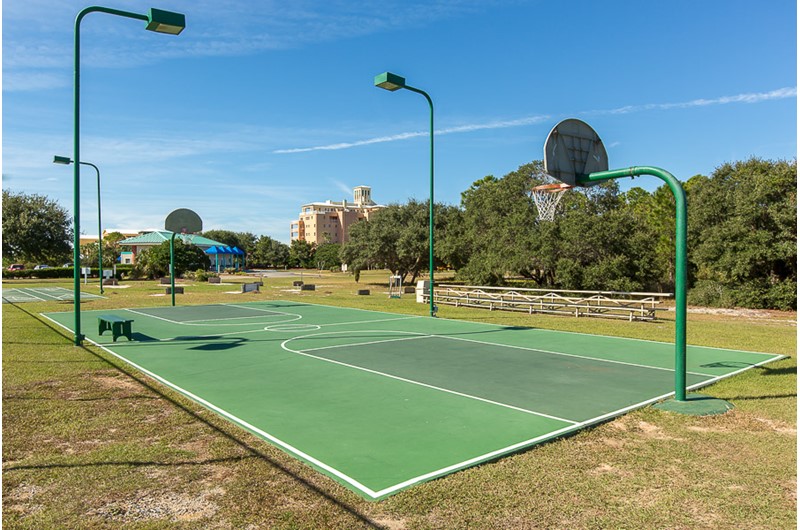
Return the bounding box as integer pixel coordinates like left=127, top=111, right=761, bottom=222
left=288, top=239, right=315, bottom=268
left=454, top=160, right=662, bottom=291
left=687, top=158, right=796, bottom=309
left=132, top=239, right=210, bottom=279
left=2, top=190, right=72, bottom=265
left=456, top=161, right=543, bottom=285
left=103, top=232, right=127, bottom=267
left=314, top=243, right=342, bottom=270
left=252, top=236, right=289, bottom=268
left=79, top=231, right=128, bottom=269
left=202, top=230, right=257, bottom=266
left=340, top=220, right=373, bottom=282
left=340, top=200, right=448, bottom=285
left=202, top=230, right=256, bottom=251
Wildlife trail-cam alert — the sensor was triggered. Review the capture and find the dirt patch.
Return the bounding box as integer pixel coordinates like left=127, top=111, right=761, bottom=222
left=608, top=418, right=629, bottom=432
left=635, top=420, right=685, bottom=441
left=91, top=488, right=223, bottom=522
left=685, top=306, right=796, bottom=325
left=5, top=483, right=46, bottom=516
left=598, top=437, right=627, bottom=449
left=372, top=516, right=407, bottom=530
left=91, top=373, right=143, bottom=394
left=589, top=462, right=632, bottom=477
left=752, top=417, right=797, bottom=436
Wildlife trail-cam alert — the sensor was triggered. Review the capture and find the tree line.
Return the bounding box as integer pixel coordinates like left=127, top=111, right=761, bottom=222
left=340, top=157, right=796, bottom=310
left=3, top=156, right=795, bottom=309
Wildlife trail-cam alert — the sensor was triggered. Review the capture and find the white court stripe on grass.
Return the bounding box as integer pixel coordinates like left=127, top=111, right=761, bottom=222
left=16, top=288, right=49, bottom=301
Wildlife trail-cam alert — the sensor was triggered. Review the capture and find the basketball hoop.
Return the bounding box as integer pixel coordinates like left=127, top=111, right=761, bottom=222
left=530, top=183, right=573, bottom=222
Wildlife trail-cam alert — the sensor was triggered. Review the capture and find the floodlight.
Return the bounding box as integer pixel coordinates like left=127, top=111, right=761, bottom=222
left=146, top=8, right=186, bottom=35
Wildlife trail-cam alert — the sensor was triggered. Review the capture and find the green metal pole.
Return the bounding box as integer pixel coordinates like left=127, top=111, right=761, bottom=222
left=72, top=6, right=159, bottom=346
left=405, top=86, right=436, bottom=317
left=78, top=162, right=103, bottom=294
left=170, top=232, right=176, bottom=307
left=578, top=166, right=687, bottom=401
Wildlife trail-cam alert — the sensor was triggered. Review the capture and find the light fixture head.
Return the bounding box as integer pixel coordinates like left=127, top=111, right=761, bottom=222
left=146, top=8, right=186, bottom=35
left=53, top=155, right=73, bottom=165
left=374, top=72, right=406, bottom=91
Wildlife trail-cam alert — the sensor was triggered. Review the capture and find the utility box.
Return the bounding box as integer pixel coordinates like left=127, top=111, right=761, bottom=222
left=416, top=280, right=430, bottom=303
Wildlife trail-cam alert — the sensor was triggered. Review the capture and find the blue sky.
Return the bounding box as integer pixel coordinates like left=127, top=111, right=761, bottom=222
left=3, top=0, right=796, bottom=243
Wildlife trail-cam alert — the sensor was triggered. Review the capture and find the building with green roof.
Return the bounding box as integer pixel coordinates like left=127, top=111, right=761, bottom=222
left=120, top=231, right=227, bottom=266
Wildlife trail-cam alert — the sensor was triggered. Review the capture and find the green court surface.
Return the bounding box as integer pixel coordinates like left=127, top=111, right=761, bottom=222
left=42, top=301, right=782, bottom=500
left=3, top=286, right=105, bottom=304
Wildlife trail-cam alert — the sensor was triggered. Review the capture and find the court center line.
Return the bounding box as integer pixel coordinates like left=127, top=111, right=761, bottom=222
left=124, top=308, right=183, bottom=325
left=300, top=334, right=430, bottom=353
left=227, top=303, right=300, bottom=314
left=316, top=314, right=423, bottom=328
left=181, top=313, right=298, bottom=323
left=438, top=334, right=718, bottom=378
left=282, top=336, right=579, bottom=425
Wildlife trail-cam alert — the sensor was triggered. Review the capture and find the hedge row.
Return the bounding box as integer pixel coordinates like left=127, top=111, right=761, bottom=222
left=2, top=265, right=133, bottom=280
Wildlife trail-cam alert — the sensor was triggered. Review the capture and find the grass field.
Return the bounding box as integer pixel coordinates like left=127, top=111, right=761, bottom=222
left=3, top=270, right=796, bottom=528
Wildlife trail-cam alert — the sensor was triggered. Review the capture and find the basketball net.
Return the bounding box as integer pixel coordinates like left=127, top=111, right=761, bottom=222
left=530, top=183, right=573, bottom=222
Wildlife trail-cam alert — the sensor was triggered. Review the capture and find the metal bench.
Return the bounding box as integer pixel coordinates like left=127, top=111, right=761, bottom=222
left=98, top=315, right=134, bottom=342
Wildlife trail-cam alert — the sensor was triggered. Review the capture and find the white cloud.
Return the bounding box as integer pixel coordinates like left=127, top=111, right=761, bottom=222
left=584, top=87, right=797, bottom=115
left=273, top=86, right=797, bottom=154
left=3, top=72, right=69, bottom=92
left=274, top=115, right=551, bottom=153
left=331, top=179, right=354, bottom=196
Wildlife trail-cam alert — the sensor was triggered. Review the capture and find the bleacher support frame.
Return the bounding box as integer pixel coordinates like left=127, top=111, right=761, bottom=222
left=427, top=284, right=672, bottom=322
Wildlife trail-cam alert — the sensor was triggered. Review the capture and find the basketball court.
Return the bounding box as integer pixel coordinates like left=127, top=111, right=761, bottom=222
left=42, top=300, right=783, bottom=500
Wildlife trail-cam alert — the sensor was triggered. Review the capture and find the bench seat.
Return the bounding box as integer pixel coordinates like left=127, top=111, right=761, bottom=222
left=98, top=315, right=134, bottom=342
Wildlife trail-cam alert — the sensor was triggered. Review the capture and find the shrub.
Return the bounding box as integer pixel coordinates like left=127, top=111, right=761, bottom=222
left=688, top=280, right=737, bottom=308
left=189, top=269, right=218, bottom=282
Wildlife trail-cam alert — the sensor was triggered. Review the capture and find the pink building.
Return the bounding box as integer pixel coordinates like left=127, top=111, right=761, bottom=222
left=291, top=186, right=383, bottom=244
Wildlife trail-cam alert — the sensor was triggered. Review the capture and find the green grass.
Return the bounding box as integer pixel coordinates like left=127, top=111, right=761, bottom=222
left=3, top=271, right=796, bottom=528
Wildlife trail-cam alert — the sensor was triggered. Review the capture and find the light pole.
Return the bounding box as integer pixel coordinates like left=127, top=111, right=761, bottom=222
left=70, top=6, right=185, bottom=345
left=374, top=72, right=437, bottom=317
left=54, top=156, right=104, bottom=294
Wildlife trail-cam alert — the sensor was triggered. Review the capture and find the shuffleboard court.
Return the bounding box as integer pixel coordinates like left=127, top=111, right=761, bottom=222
left=42, top=301, right=783, bottom=500
left=3, top=286, right=105, bottom=304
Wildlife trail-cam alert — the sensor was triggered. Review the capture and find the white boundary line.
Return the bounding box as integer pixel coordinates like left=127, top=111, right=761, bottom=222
left=3, top=293, right=41, bottom=303
left=283, top=330, right=579, bottom=425
left=27, top=286, right=105, bottom=301
left=269, top=298, right=785, bottom=358
left=37, top=309, right=786, bottom=500
left=13, top=288, right=48, bottom=302
left=429, top=306, right=785, bottom=357
left=123, top=307, right=303, bottom=327
left=299, top=334, right=431, bottom=353
left=440, top=334, right=719, bottom=377
left=371, top=351, right=787, bottom=498
left=38, top=312, right=384, bottom=499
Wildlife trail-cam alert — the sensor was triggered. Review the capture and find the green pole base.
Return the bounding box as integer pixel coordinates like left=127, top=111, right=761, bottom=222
left=653, top=393, right=734, bottom=416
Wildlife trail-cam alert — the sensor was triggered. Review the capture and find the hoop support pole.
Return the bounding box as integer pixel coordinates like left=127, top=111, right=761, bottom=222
left=578, top=166, right=687, bottom=401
